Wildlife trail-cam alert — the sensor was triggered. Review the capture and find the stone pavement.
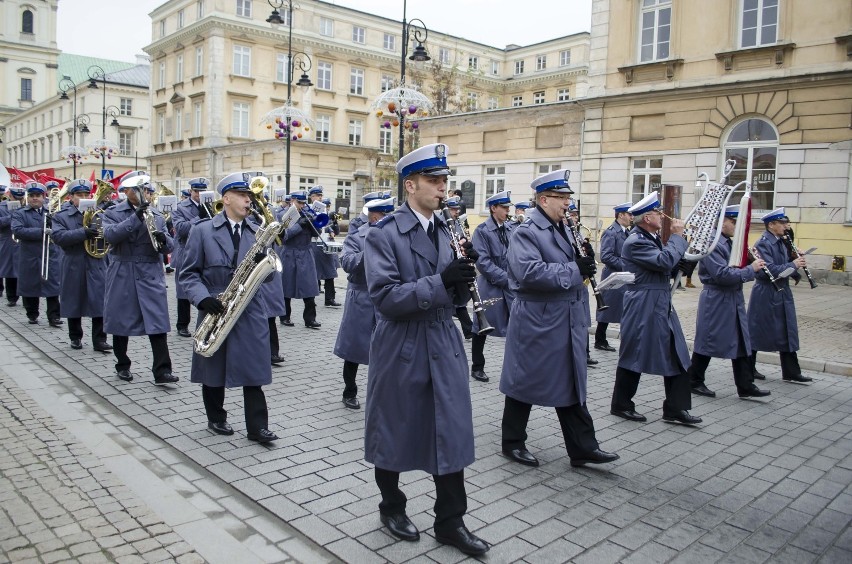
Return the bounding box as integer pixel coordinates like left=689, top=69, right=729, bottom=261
left=0, top=275, right=851, bottom=564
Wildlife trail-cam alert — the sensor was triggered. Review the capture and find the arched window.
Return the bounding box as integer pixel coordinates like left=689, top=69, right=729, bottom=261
left=723, top=117, right=778, bottom=213
left=22, top=10, right=34, bottom=34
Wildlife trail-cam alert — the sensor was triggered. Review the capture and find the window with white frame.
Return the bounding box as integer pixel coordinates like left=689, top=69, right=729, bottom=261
left=383, top=33, right=395, bottom=51
left=348, top=119, right=363, bottom=146
left=337, top=180, right=352, bottom=202
left=177, top=9, right=184, bottom=28
left=193, top=102, right=202, bottom=136
left=299, top=177, right=317, bottom=191
left=631, top=157, right=663, bottom=202
left=197, top=0, right=204, bottom=19
left=381, top=74, right=394, bottom=92
left=379, top=129, right=392, bottom=154
left=276, top=53, right=290, bottom=83
left=119, top=98, right=132, bottom=116
left=174, top=107, right=183, bottom=140
left=439, top=48, right=450, bottom=65
left=514, top=60, right=524, bottom=75
left=741, top=0, right=778, bottom=48
left=158, top=62, right=166, bottom=88
left=639, top=0, right=672, bottom=62
left=232, top=45, right=251, bottom=76
left=467, top=92, right=479, bottom=110
left=560, top=49, right=571, bottom=66
left=468, top=56, right=478, bottom=70
left=377, top=178, right=392, bottom=191
left=557, top=88, right=570, bottom=101
left=176, top=54, right=184, bottom=82
left=484, top=166, right=506, bottom=205
left=315, top=115, right=331, bottom=142
left=350, top=68, right=364, bottom=95
left=490, top=60, right=499, bottom=75
left=157, top=112, right=165, bottom=143
left=231, top=102, right=250, bottom=137
left=536, top=55, right=547, bottom=71
left=533, top=91, right=545, bottom=104
left=119, top=131, right=133, bottom=155
left=320, top=17, right=333, bottom=37
left=512, top=95, right=523, bottom=107
left=317, top=62, right=332, bottom=90
left=724, top=117, right=778, bottom=212
left=488, top=96, right=499, bottom=110
left=159, top=20, right=166, bottom=38
left=195, top=47, right=203, bottom=76
left=352, top=26, right=365, bottom=44
left=537, top=163, right=562, bottom=175
left=236, top=0, right=251, bottom=18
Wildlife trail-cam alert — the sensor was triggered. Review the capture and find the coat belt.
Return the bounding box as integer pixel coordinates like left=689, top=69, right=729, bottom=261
left=377, top=307, right=451, bottom=322
left=111, top=255, right=160, bottom=263
left=515, top=289, right=584, bottom=302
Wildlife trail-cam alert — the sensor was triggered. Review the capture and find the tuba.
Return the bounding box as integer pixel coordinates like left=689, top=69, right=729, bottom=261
left=248, top=175, right=281, bottom=245
left=83, top=180, right=115, bottom=258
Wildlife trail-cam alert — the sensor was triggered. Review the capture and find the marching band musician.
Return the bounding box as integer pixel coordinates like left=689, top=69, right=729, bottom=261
left=171, top=177, right=210, bottom=338
left=513, top=200, right=530, bottom=223
left=179, top=172, right=278, bottom=443
left=445, top=196, right=474, bottom=339
left=277, top=190, right=322, bottom=329
left=349, top=191, right=390, bottom=234
left=102, top=172, right=178, bottom=386
left=747, top=208, right=812, bottom=384
left=11, top=181, right=62, bottom=327
left=568, top=203, right=599, bottom=367
left=0, top=185, right=26, bottom=307
left=308, top=187, right=342, bottom=308
left=469, top=190, right=516, bottom=383
left=50, top=179, right=112, bottom=352
left=499, top=170, right=618, bottom=469
left=610, top=192, right=702, bottom=425
left=688, top=205, right=771, bottom=398
left=333, top=196, right=395, bottom=410
left=594, top=202, right=633, bottom=353
left=363, top=144, right=489, bottom=556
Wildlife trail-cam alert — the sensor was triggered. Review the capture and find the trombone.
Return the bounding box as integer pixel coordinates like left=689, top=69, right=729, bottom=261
left=41, top=185, right=68, bottom=280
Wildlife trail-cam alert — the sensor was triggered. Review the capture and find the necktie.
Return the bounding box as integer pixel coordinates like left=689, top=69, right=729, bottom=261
left=231, top=223, right=241, bottom=252
left=498, top=225, right=507, bottom=246
left=427, top=221, right=438, bottom=251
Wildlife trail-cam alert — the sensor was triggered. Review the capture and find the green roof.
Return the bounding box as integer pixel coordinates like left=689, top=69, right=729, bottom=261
left=57, top=54, right=137, bottom=88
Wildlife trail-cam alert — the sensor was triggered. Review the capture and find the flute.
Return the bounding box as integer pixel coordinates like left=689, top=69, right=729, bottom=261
left=781, top=230, right=817, bottom=289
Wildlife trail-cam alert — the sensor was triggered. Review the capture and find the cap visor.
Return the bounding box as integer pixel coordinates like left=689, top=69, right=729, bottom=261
left=417, top=167, right=452, bottom=177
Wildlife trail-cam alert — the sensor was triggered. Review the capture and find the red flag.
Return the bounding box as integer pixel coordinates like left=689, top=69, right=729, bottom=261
left=89, top=170, right=96, bottom=184
left=32, top=171, right=65, bottom=187
left=110, top=170, right=133, bottom=189
left=6, top=167, right=33, bottom=185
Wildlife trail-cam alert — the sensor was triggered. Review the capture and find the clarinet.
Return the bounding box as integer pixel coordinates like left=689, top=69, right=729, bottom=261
left=565, top=216, right=608, bottom=311
left=781, top=230, right=817, bottom=289
left=749, top=246, right=782, bottom=292
left=440, top=204, right=499, bottom=336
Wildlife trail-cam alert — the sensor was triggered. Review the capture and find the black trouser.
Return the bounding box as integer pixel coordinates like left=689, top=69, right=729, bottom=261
left=112, top=333, right=172, bottom=377
left=595, top=322, right=609, bottom=345
left=612, top=366, right=691, bottom=414
left=455, top=307, right=473, bottom=337
left=750, top=350, right=801, bottom=379
left=4, top=278, right=17, bottom=302
left=688, top=352, right=754, bottom=392
left=343, top=360, right=359, bottom=399
left=501, top=396, right=599, bottom=458
left=471, top=335, right=486, bottom=371
left=202, top=384, right=268, bottom=434
left=268, top=318, right=279, bottom=357
left=284, top=297, right=317, bottom=323
left=68, top=316, right=106, bottom=344
left=323, top=279, right=336, bottom=303
left=375, top=467, right=467, bottom=533
left=23, top=296, right=60, bottom=321
left=176, top=298, right=192, bottom=330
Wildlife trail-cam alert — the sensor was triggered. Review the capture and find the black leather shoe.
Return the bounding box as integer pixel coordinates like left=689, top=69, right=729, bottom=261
left=154, top=372, right=179, bottom=386
left=305, top=320, right=321, bottom=329
left=610, top=409, right=647, bottom=422
left=594, top=342, right=616, bottom=352
left=270, top=354, right=285, bottom=365
left=28, top=318, right=38, bottom=324
left=70, top=339, right=83, bottom=350
left=49, top=318, right=64, bottom=327
left=176, top=328, right=192, bottom=338
left=739, top=386, right=771, bottom=398
left=379, top=513, right=419, bottom=542
left=691, top=384, right=716, bottom=397
left=208, top=421, right=234, bottom=435
left=117, top=369, right=133, bottom=382
left=93, top=341, right=113, bottom=352
left=343, top=397, right=361, bottom=409
left=247, top=429, right=278, bottom=443
left=502, top=447, right=539, bottom=467
left=435, top=526, right=490, bottom=556
left=6, top=300, right=16, bottom=307
left=325, top=300, right=341, bottom=307
left=280, top=317, right=294, bottom=327
left=570, top=449, right=620, bottom=467
left=471, top=370, right=489, bottom=382
left=783, top=374, right=813, bottom=383
left=753, top=370, right=766, bottom=380
left=663, top=410, right=703, bottom=425
left=587, top=357, right=599, bottom=366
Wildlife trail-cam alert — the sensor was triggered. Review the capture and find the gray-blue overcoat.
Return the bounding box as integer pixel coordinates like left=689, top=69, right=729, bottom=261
left=179, top=214, right=272, bottom=387
left=11, top=205, right=61, bottom=297
left=748, top=231, right=800, bottom=353
left=471, top=216, right=515, bottom=337
left=618, top=227, right=690, bottom=376
left=333, top=222, right=374, bottom=365
left=102, top=201, right=173, bottom=336
left=0, top=201, right=21, bottom=278
left=171, top=198, right=203, bottom=300
left=278, top=216, right=319, bottom=299
left=364, top=204, right=475, bottom=476
left=312, top=223, right=340, bottom=280
left=247, top=215, right=287, bottom=318
left=499, top=209, right=588, bottom=407
left=596, top=221, right=629, bottom=323
left=51, top=205, right=107, bottom=318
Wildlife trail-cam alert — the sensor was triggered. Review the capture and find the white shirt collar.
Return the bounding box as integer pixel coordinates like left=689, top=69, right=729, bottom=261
left=408, top=203, right=435, bottom=232
left=226, top=216, right=242, bottom=232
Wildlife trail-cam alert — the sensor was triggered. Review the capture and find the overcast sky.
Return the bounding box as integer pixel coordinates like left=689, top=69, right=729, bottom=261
left=58, top=0, right=592, bottom=63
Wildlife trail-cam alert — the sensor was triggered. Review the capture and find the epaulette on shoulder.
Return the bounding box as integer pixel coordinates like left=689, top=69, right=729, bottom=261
left=197, top=217, right=213, bottom=225
left=373, top=214, right=394, bottom=228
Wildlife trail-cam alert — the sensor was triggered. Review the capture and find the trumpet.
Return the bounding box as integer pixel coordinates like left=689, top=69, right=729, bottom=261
left=133, top=183, right=166, bottom=253
left=566, top=215, right=607, bottom=311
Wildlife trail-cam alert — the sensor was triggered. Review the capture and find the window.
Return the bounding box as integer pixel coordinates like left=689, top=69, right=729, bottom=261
left=280, top=7, right=291, bottom=26
left=536, top=55, right=547, bottom=71
left=299, top=177, right=317, bottom=191
left=514, top=60, right=524, bottom=75
left=177, top=9, right=184, bottom=28
left=20, top=78, right=32, bottom=101
left=380, top=74, right=394, bottom=92
left=236, top=0, right=251, bottom=18
left=316, top=62, right=332, bottom=90
left=557, top=88, right=570, bottom=101
left=119, top=98, right=132, bottom=116
left=174, top=108, right=183, bottom=140
left=379, top=129, right=392, bottom=154
left=276, top=53, right=290, bottom=83
left=512, top=95, right=523, bottom=107
left=490, top=61, right=499, bottom=75
left=439, top=48, right=450, bottom=65
left=631, top=157, right=664, bottom=202
left=231, top=102, right=250, bottom=137
left=468, top=56, right=478, bottom=70
left=724, top=118, right=778, bottom=212
left=377, top=178, right=392, bottom=191
left=560, top=49, right=571, bottom=66
left=741, top=0, right=778, bottom=48
left=158, top=62, right=166, bottom=88
left=157, top=112, right=165, bottom=143
left=352, top=26, right=365, bottom=44
left=337, top=180, right=352, bottom=202
left=467, top=92, right=479, bottom=111
left=22, top=9, right=34, bottom=33
left=176, top=54, right=184, bottom=82
left=160, top=20, right=166, bottom=38
left=197, top=0, right=204, bottom=19
left=348, top=119, right=363, bottom=146
left=193, top=102, right=202, bottom=136
left=533, top=91, right=545, bottom=104
left=640, top=0, right=672, bottom=62
left=320, top=17, right=333, bottom=37
left=195, top=47, right=203, bottom=76
left=349, top=68, right=364, bottom=95
left=233, top=45, right=251, bottom=77
left=537, top=163, right=562, bottom=175
left=488, top=96, right=499, bottom=110
left=315, top=115, right=331, bottom=142
left=383, top=33, right=396, bottom=51
left=484, top=167, right=506, bottom=205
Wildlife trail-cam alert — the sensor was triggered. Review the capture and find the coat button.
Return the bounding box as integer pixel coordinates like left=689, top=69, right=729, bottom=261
left=430, top=322, right=436, bottom=327
left=432, top=354, right=438, bottom=360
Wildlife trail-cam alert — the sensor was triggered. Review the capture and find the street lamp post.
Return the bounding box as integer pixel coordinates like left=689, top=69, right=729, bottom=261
left=86, top=65, right=121, bottom=178
left=59, top=76, right=85, bottom=177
